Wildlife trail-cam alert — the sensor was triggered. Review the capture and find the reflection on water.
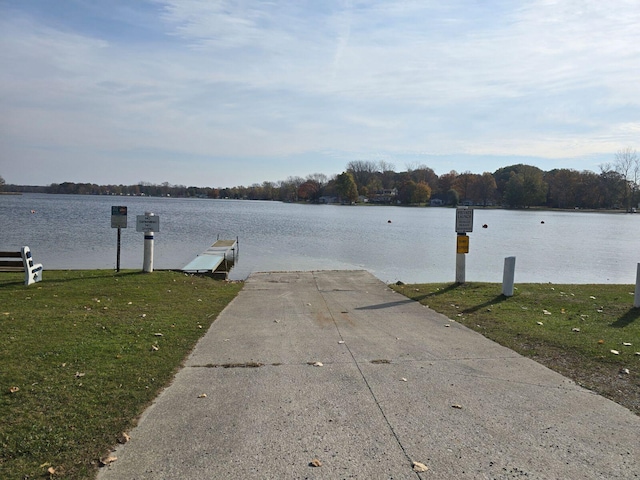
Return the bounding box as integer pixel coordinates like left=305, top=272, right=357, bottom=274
left=1, top=193, right=639, bottom=284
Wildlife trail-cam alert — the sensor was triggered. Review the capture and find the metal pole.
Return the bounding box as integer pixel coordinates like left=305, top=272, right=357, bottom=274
left=635, top=263, right=640, bottom=308
left=116, top=227, right=121, bottom=272
left=455, top=252, right=465, bottom=284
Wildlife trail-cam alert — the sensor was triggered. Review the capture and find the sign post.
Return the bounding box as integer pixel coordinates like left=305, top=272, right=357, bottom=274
left=136, top=212, right=160, bottom=273
left=455, top=207, right=473, bottom=283
left=111, top=206, right=127, bottom=272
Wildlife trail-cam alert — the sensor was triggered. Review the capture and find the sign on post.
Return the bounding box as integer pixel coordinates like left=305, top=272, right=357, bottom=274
left=111, top=206, right=127, bottom=272
left=456, top=234, right=469, bottom=254
left=111, top=206, right=127, bottom=228
left=455, top=207, right=473, bottom=284
left=455, top=207, right=473, bottom=233
left=136, top=214, right=160, bottom=232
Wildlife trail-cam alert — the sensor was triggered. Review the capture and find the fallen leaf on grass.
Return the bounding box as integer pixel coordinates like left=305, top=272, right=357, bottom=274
left=47, top=466, right=56, bottom=475
left=118, top=432, right=130, bottom=444
left=412, top=461, right=429, bottom=472
left=151, top=345, right=159, bottom=351
left=543, top=309, right=552, bottom=315
left=537, top=322, right=544, bottom=326
left=610, top=350, right=620, bottom=355
left=309, top=458, right=322, bottom=467
left=598, top=339, right=604, bottom=344
left=623, top=342, right=632, bottom=346
left=9, top=386, right=19, bottom=393
left=99, top=456, right=117, bottom=467
left=572, top=328, right=581, bottom=332
left=154, top=333, right=163, bottom=337
left=75, top=372, right=85, bottom=378
left=620, top=368, right=630, bottom=375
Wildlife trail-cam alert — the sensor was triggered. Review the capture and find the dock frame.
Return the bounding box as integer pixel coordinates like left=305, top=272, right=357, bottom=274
left=181, top=237, right=238, bottom=278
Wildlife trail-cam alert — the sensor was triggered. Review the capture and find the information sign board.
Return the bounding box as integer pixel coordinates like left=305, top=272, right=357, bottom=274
left=456, top=234, right=469, bottom=254
left=455, top=207, right=473, bottom=233
left=111, top=206, right=127, bottom=228
left=136, top=214, right=160, bottom=232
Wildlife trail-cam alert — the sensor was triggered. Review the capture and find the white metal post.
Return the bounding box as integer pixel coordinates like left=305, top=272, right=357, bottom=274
left=502, top=256, right=516, bottom=297
left=455, top=252, right=466, bottom=284
left=143, top=212, right=155, bottom=273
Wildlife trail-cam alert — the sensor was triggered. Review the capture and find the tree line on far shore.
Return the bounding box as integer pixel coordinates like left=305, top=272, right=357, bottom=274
left=2, top=148, right=639, bottom=210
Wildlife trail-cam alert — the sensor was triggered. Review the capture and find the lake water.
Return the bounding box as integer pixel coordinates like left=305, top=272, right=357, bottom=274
left=1, top=193, right=639, bottom=284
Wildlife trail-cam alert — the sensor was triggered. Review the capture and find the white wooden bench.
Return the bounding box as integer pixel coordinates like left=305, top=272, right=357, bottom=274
left=0, top=246, right=43, bottom=285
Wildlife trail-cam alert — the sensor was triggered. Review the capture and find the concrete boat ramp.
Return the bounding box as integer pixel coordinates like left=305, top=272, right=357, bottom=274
left=98, top=270, right=639, bottom=479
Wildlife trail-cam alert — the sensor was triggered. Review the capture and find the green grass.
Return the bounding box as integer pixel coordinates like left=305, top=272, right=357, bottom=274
left=391, top=282, right=640, bottom=415
left=0, top=270, right=242, bottom=479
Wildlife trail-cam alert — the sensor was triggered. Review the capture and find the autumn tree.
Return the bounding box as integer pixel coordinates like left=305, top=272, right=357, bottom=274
left=346, top=160, right=380, bottom=193
left=398, top=181, right=431, bottom=205
left=278, top=176, right=305, bottom=202
left=407, top=165, right=439, bottom=191
left=499, top=165, right=547, bottom=208
left=545, top=169, right=581, bottom=208
left=613, top=147, right=640, bottom=211
left=438, top=170, right=458, bottom=202
left=453, top=171, right=476, bottom=203
left=597, top=167, right=626, bottom=209
left=447, top=188, right=459, bottom=206
left=335, top=172, right=359, bottom=204
left=469, top=172, right=497, bottom=206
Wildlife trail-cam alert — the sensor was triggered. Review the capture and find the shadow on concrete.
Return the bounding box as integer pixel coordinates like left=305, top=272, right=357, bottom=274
left=356, top=299, right=415, bottom=310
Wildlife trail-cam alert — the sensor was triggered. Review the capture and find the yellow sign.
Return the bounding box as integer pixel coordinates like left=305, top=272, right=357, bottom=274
left=457, top=235, right=469, bottom=254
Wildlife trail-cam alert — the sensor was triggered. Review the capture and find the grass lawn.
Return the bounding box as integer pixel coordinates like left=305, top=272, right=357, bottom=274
left=392, top=282, right=640, bottom=416
left=0, top=270, right=242, bottom=479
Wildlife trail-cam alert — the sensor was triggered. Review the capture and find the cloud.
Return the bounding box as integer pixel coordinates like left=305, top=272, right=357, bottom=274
left=1, top=0, right=639, bottom=186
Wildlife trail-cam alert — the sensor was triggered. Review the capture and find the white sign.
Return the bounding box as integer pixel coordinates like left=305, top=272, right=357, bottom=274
left=136, top=214, right=160, bottom=232
left=455, top=207, right=473, bottom=233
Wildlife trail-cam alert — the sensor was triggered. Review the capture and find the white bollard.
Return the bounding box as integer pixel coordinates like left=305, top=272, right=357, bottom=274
left=143, top=212, right=155, bottom=273
left=635, top=263, right=640, bottom=308
left=502, top=256, right=516, bottom=297
left=455, top=253, right=466, bottom=284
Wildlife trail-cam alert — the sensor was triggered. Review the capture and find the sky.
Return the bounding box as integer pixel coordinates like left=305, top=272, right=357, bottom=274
left=1, top=0, right=639, bottom=188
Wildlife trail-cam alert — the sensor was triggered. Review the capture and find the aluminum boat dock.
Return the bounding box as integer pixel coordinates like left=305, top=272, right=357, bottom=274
left=181, top=238, right=238, bottom=277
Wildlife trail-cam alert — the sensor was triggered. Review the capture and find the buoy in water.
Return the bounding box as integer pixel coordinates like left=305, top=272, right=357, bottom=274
left=30, top=210, right=36, bottom=214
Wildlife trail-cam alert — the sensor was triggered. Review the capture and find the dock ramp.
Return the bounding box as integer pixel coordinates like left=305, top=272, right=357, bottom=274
left=181, top=239, right=237, bottom=276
